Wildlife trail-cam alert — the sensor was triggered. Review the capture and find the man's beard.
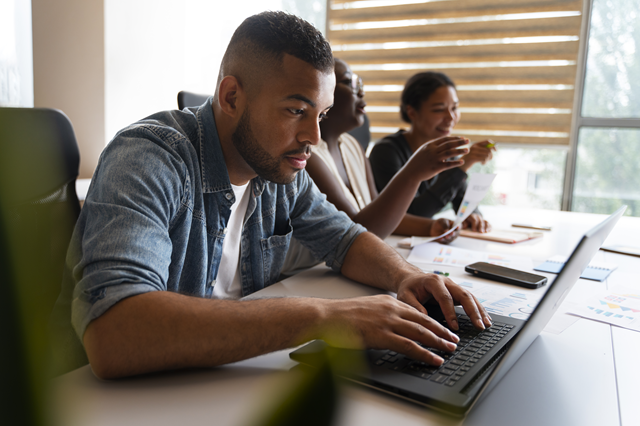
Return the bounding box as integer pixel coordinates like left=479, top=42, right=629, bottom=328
left=231, top=108, right=309, bottom=185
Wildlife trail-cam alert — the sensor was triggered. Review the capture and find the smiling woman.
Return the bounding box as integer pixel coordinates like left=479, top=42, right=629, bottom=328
left=369, top=71, right=495, bottom=230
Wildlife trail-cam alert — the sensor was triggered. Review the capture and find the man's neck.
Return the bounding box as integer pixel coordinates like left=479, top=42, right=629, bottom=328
left=212, top=104, right=256, bottom=186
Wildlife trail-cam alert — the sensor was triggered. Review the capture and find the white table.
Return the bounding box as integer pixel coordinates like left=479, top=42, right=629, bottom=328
left=51, top=207, right=640, bottom=426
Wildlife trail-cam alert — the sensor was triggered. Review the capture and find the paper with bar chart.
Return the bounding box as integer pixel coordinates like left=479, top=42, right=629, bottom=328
left=455, top=279, right=543, bottom=320
left=565, top=287, right=640, bottom=332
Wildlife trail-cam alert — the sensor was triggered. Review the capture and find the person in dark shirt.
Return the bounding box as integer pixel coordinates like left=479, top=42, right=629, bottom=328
left=369, top=72, right=495, bottom=232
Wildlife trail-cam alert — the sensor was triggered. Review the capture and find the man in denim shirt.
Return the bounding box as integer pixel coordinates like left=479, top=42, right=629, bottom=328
left=60, top=12, right=490, bottom=379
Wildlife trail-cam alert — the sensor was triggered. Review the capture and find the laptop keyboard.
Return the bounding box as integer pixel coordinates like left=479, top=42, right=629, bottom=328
left=374, top=315, right=514, bottom=387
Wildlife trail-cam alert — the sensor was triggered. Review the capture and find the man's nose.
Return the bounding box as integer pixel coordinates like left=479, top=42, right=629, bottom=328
left=298, top=117, right=321, bottom=146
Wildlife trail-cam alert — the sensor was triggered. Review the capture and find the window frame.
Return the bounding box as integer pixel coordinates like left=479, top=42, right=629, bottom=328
left=562, top=0, right=640, bottom=211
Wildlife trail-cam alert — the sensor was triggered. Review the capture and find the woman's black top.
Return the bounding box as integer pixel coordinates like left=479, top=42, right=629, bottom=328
left=369, top=130, right=470, bottom=218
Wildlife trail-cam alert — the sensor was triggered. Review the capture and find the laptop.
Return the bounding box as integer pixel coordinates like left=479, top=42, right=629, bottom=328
left=290, top=206, right=626, bottom=417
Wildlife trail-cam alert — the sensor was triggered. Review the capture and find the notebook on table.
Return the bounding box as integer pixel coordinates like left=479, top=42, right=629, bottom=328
left=459, top=228, right=543, bottom=244
left=534, top=255, right=618, bottom=282
left=290, top=206, right=626, bottom=417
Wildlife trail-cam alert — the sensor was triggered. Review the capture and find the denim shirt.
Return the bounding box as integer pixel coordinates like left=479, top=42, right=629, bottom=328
left=66, top=98, right=365, bottom=340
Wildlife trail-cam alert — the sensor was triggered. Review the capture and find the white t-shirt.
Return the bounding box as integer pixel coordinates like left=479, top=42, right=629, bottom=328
left=212, top=181, right=251, bottom=299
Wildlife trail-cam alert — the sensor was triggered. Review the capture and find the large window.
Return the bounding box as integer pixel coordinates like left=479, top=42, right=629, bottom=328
left=469, top=146, right=566, bottom=210
left=567, top=0, right=640, bottom=216
left=103, top=0, right=638, bottom=216
left=327, top=0, right=585, bottom=210
left=329, top=0, right=639, bottom=215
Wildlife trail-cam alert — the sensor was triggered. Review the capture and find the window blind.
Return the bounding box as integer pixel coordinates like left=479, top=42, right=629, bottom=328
left=328, top=0, right=585, bottom=145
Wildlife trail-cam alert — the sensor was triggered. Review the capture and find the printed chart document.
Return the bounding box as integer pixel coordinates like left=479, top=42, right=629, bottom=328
left=564, top=285, right=640, bottom=332
left=401, top=173, right=496, bottom=248
left=454, top=279, right=544, bottom=320
left=408, top=243, right=534, bottom=271
left=437, top=276, right=573, bottom=334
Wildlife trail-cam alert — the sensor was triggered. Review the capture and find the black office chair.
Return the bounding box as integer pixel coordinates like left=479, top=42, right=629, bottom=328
left=177, top=90, right=210, bottom=109
left=347, top=113, right=371, bottom=153
left=0, top=107, right=82, bottom=425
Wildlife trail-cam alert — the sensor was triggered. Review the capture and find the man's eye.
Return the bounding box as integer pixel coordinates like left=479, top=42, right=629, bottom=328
left=289, top=108, right=304, bottom=115
left=319, top=113, right=327, bottom=122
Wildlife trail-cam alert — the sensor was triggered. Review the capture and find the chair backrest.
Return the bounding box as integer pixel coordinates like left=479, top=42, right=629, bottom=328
left=177, top=90, right=210, bottom=109
left=0, top=107, right=81, bottom=425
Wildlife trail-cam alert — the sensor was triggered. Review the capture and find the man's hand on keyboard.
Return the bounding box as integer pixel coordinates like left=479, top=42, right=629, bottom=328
left=396, top=272, right=492, bottom=332
left=321, top=295, right=462, bottom=366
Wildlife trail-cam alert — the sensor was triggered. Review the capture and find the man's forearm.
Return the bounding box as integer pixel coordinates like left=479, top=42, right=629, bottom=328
left=340, top=232, right=421, bottom=293
left=83, top=291, right=328, bottom=379
left=83, top=233, right=487, bottom=380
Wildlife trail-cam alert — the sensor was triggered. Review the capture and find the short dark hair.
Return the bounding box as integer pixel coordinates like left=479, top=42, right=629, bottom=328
left=218, top=11, right=334, bottom=95
left=400, top=72, right=456, bottom=123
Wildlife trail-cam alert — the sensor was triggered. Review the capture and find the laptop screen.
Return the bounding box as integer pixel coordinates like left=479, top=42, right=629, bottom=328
left=476, top=206, right=626, bottom=400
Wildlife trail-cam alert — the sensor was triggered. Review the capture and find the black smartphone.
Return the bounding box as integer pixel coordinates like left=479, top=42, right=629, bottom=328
left=464, top=262, right=548, bottom=289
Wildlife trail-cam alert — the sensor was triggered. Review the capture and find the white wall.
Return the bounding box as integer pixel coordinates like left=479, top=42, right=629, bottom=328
left=24, top=1, right=325, bottom=178
left=0, top=0, right=33, bottom=107
left=105, top=0, right=326, bottom=143
left=32, top=0, right=105, bottom=179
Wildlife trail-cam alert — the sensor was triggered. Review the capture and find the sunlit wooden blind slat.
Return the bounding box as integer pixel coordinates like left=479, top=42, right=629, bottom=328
left=328, top=0, right=586, bottom=145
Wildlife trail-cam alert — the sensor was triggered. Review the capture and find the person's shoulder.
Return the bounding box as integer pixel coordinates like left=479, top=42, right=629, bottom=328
left=103, top=108, right=205, bottom=173
left=375, top=130, right=407, bottom=147
left=115, top=109, right=199, bottom=149
left=339, top=133, right=366, bottom=158
left=340, top=132, right=361, bottom=148
left=96, top=109, right=203, bottom=194
left=370, top=130, right=408, bottom=156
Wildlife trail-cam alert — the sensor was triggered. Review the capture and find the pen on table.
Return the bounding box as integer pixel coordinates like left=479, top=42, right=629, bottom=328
left=424, top=270, right=450, bottom=277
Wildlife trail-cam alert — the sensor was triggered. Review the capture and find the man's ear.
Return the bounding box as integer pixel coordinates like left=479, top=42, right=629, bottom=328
left=218, top=76, right=245, bottom=119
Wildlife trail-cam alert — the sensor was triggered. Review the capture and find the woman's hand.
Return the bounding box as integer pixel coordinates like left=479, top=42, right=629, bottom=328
left=404, top=136, right=470, bottom=182
left=459, top=140, right=496, bottom=172
left=462, top=213, right=491, bottom=233
left=430, top=218, right=459, bottom=244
